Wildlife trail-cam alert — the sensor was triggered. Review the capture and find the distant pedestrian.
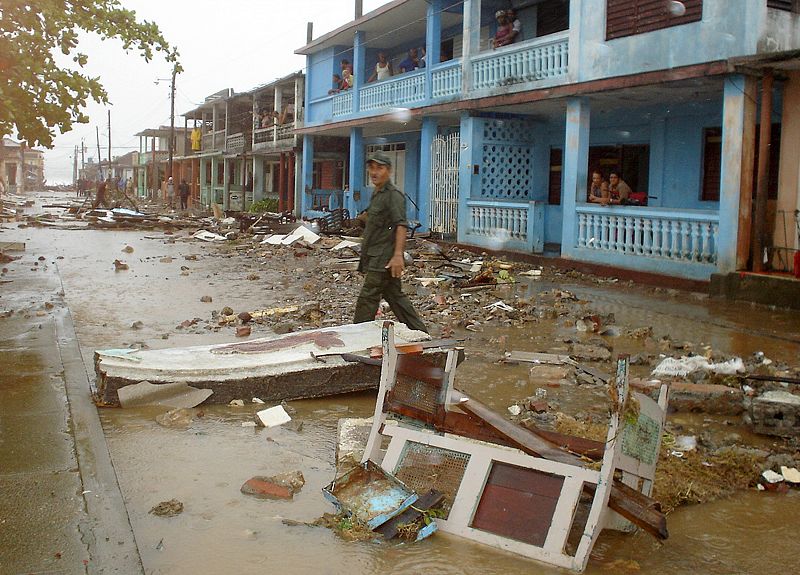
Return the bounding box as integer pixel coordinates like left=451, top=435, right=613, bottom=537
left=92, top=179, right=110, bottom=209
left=353, top=152, right=427, bottom=333
left=178, top=179, right=190, bottom=210
left=166, top=177, right=174, bottom=208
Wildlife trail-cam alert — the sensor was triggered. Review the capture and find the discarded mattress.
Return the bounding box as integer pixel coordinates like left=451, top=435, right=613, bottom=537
left=94, top=322, right=435, bottom=406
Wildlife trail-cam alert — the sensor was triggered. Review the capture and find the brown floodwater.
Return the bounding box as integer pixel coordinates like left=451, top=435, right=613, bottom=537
left=5, top=195, right=799, bottom=574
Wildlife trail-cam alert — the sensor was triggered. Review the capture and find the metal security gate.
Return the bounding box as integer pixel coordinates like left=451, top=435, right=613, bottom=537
left=430, top=133, right=460, bottom=236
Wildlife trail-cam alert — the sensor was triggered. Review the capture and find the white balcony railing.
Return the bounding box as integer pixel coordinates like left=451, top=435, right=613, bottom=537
left=464, top=199, right=544, bottom=253
left=226, top=132, right=245, bottom=151
left=332, top=90, right=353, bottom=118
left=431, top=60, right=462, bottom=99
left=360, top=70, right=426, bottom=112
left=575, top=206, right=719, bottom=264
left=471, top=33, right=569, bottom=91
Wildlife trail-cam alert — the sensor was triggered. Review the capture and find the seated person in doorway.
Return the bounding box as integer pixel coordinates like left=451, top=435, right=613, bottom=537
left=398, top=48, right=420, bottom=73
left=608, top=171, right=632, bottom=204
left=490, top=11, right=514, bottom=49
left=367, top=52, right=392, bottom=83
left=587, top=170, right=610, bottom=204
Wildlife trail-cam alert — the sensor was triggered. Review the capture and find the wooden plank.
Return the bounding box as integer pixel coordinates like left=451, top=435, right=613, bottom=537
left=503, top=351, right=575, bottom=365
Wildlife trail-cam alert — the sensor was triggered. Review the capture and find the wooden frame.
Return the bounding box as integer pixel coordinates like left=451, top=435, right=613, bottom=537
left=362, top=322, right=669, bottom=572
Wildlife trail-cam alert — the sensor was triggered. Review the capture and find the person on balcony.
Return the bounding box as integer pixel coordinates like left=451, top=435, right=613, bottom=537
left=368, top=52, right=393, bottom=82
left=329, top=74, right=344, bottom=94
left=507, top=8, right=522, bottom=44
left=608, top=171, right=632, bottom=204
left=398, top=48, right=420, bottom=73
left=490, top=11, right=514, bottom=49
left=419, top=47, right=426, bottom=68
left=342, top=66, right=354, bottom=89
left=354, top=152, right=427, bottom=334
left=587, top=170, right=611, bottom=204
left=278, top=103, right=295, bottom=125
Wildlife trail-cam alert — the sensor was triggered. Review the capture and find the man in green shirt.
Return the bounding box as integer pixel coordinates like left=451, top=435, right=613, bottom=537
left=353, top=152, right=428, bottom=333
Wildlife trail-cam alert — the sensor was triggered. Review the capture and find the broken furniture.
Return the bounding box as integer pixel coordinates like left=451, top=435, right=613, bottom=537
left=358, top=322, right=669, bottom=572
left=93, top=321, right=451, bottom=406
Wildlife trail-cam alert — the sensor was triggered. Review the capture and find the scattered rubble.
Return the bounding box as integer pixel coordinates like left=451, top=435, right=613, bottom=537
left=149, top=499, right=184, bottom=517
left=241, top=471, right=305, bottom=500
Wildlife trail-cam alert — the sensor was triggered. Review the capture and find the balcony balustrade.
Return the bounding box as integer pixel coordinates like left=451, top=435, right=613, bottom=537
left=575, top=206, right=719, bottom=264
left=471, top=33, right=569, bottom=91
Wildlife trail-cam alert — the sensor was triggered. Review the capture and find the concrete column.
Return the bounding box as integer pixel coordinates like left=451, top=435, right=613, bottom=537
left=774, top=70, right=800, bottom=270
left=718, top=75, right=752, bottom=274
left=560, top=97, right=591, bottom=258
left=274, top=89, right=283, bottom=145
left=461, top=0, right=481, bottom=94
left=353, top=31, right=365, bottom=114
left=301, top=136, right=314, bottom=214
left=278, top=152, right=286, bottom=212
left=210, top=158, right=217, bottom=207
left=425, top=0, right=442, bottom=97
left=418, top=116, right=438, bottom=231
left=348, top=128, right=364, bottom=215
left=212, top=106, right=218, bottom=149
left=456, top=113, right=480, bottom=244
left=647, top=117, right=666, bottom=208
left=753, top=70, right=774, bottom=272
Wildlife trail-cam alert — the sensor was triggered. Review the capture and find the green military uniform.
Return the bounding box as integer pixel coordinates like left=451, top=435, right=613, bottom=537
left=354, top=164, right=427, bottom=333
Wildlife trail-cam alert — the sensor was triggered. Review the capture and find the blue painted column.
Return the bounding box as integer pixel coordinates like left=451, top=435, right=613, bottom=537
left=560, top=97, right=590, bottom=258
left=418, top=116, right=438, bottom=232
left=425, top=0, right=442, bottom=98
left=718, top=74, right=753, bottom=273
left=461, top=0, right=481, bottom=94
left=353, top=31, right=365, bottom=115
left=648, top=116, right=666, bottom=208
left=301, top=135, right=314, bottom=215
left=348, top=128, right=365, bottom=215
left=456, top=113, right=479, bottom=244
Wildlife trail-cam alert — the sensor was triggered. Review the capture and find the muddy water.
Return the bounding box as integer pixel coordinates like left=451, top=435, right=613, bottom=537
left=4, top=198, right=799, bottom=574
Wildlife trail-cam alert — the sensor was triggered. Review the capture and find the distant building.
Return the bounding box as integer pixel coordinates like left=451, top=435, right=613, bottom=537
left=1, top=136, right=45, bottom=193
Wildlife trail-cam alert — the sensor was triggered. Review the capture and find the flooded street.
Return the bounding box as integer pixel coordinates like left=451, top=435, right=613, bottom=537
left=2, top=196, right=799, bottom=574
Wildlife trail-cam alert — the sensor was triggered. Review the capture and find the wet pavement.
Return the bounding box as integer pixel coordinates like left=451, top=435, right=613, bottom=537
left=1, top=193, right=799, bottom=574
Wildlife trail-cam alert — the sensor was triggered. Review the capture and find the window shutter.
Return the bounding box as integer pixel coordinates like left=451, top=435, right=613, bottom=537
left=607, top=0, right=703, bottom=40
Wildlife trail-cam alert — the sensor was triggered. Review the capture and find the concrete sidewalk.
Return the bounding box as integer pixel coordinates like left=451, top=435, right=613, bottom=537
left=0, top=251, right=141, bottom=574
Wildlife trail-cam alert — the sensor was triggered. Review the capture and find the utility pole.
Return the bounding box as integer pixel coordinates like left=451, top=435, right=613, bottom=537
left=81, top=140, right=85, bottom=171
left=108, top=110, right=112, bottom=179
left=73, top=145, right=78, bottom=188
left=167, top=63, right=177, bottom=180
left=96, top=126, right=103, bottom=180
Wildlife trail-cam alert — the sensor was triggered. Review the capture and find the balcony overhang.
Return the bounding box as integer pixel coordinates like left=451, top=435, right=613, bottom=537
left=295, top=0, right=460, bottom=54
left=298, top=60, right=731, bottom=136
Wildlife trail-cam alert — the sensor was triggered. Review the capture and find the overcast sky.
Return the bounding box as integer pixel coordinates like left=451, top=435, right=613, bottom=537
left=43, top=0, right=392, bottom=184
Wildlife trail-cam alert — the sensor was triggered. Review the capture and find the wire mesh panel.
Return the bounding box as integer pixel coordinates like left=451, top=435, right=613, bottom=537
left=393, top=442, right=470, bottom=518
left=390, top=374, right=439, bottom=415
left=429, top=133, right=460, bottom=235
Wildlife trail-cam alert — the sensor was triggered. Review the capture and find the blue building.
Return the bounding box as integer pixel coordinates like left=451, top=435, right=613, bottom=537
left=295, top=0, right=800, bottom=281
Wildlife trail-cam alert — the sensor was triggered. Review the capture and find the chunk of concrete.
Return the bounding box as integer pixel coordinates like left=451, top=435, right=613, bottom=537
left=256, top=405, right=291, bottom=428
left=745, top=390, right=800, bottom=438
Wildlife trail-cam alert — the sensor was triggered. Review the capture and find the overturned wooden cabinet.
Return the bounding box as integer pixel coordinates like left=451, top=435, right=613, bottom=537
left=361, top=322, right=669, bottom=572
